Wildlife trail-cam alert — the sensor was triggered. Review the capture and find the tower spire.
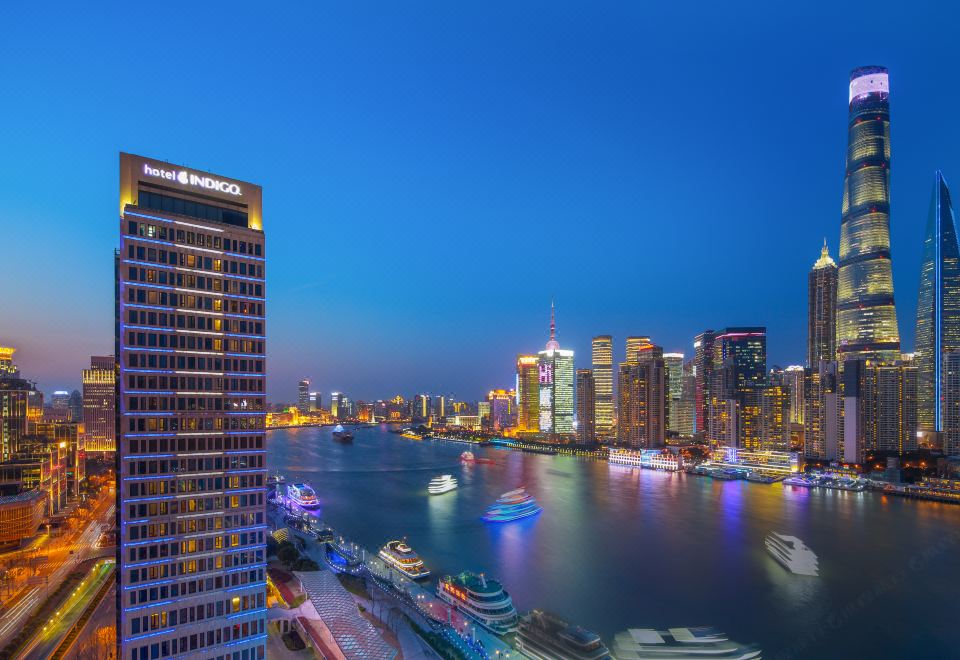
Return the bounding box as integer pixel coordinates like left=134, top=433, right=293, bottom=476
left=546, top=299, right=560, bottom=351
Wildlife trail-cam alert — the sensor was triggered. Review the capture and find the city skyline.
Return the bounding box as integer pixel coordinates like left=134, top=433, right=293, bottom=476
left=3, top=4, right=960, bottom=402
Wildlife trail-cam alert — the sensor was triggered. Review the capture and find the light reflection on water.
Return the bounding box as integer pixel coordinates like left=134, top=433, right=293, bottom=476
left=268, top=425, right=960, bottom=659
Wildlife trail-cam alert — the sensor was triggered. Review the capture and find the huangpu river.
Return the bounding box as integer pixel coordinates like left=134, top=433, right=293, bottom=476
left=267, top=425, right=960, bottom=658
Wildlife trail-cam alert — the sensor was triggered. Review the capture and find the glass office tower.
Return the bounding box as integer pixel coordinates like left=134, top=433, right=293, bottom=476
left=915, top=172, right=960, bottom=430
left=837, top=65, right=901, bottom=361
left=591, top=336, right=614, bottom=439
left=117, top=153, right=267, bottom=660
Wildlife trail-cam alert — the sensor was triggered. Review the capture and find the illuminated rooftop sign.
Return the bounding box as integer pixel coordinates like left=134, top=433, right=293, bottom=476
left=142, top=163, right=242, bottom=196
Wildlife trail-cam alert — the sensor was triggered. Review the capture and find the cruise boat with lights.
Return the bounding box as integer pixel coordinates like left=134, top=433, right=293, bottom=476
left=437, top=572, right=518, bottom=635
left=482, top=487, right=542, bottom=522
left=428, top=474, right=458, bottom=494
left=461, top=450, right=476, bottom=462
left=332, top=424, right=354, bottom=443
left=285, top=482, right=320, bottom=508
left=612, top=627, right=761, bottom=659
left=765, top=532, right=819, bottom=576
left=378, top=539, right=430, bottom=579
left=515, top=609, right=611, bottom=659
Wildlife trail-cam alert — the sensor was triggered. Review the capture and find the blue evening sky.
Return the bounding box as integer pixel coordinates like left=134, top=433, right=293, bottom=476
left=1, top=2, right=958, bottom=402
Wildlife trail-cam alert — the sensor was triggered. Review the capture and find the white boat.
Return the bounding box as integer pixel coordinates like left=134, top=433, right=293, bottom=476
left=437, top=572, right=518, bottom=635
left=765, top=532, right=819, bottom=576
left=378, top=539, right=430, bottom=579
left=612, top=627, right=761, bottom=659
left=268, top=472, right=286, bottom=485
left=461, top=451, right=475, bottom=463
left=428, top=474, right=458, bottom=495
left=286, top=482, right=320, bottom=508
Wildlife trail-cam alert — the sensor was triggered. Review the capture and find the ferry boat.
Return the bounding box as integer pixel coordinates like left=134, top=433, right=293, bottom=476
left=515, top=609, right=611, bottom=660
left=332, top=424, right=354, bottom=443
left=612, top=627, right=761, bottom=659
left=461, top=451, right=476, bottom=462
left=437, top=572, right=518, bottom=635
left=378, top=539, right=430, bottom=579
left=428, top=474, right=458, bottom=495
left=286, top=483, right=320, bottom=508
left=482, top=487, right=542, bottom=522
left=765, top=532, right=819, bottom=576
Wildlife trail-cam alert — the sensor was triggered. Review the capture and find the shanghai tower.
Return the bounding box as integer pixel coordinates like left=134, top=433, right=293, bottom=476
left=837, top=66, right=901, bottom=361
left=915, top=172, right=960, bottom=430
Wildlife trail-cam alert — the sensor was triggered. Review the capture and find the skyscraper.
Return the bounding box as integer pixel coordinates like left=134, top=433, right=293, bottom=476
left=117, top=153, right=266, bottom=660
left=943, top=351, right=960, bottom=456
left=625, top=336, right=652, bottom=364
left=82, top=355, right=115, bottom=453
left=915, top=172, right=960, bottom=431
left=576, top=369, right=596, bottom=443
left=538, top=303, right=575, bottom=437
left=516, top=355, right=540, bottom=433
left=843, top=359, right=918, bottom=461
left=705, top=328, right=767, bottom=448
left=808, top=240, right=838, bottom=366
left=591, top=336, right=614, bottom=440
left=617, top=343, right=666, bottom=448
left=298, top=378, right=310, bottom=414
left=837, top=66, right=900, bottom=361
left=783, top=365, right=805, bottom=425
left=664, top=352, right=684, bottom=434
left=693, top=330, right=716, bottom=434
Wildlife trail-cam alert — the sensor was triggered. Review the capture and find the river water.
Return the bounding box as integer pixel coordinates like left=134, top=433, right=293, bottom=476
left=267, top=424, right=960, bottom=658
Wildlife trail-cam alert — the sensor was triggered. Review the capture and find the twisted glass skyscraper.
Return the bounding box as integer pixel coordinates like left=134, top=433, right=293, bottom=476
left=837, top=66, right=901, bottom=361
left=915, top=172, right=960, bottom=430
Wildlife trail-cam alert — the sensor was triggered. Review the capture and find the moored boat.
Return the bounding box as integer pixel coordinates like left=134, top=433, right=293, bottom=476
left=515, top=609, right=611, bottom=659
left=286, top=482, right=320, bottom=508
left=378, top=539, right=430, bottom=579
left=765, top=532, right=819, bottom=576
left=437, top=572, right=518, bottom=635
left=428, top=474, right=458, bottom=495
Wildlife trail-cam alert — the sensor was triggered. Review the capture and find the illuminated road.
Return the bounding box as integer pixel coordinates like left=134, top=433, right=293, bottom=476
left=0, top=486, right=115, bottom=650
left=21, top=560, right=115, bottom=660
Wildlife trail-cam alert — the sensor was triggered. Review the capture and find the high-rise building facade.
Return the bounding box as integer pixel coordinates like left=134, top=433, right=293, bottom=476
left=837, top=66, right=901, bottom=361
left=783, top=365, right=805, bottom=425
left=705, top=328, right=767, bottom=448
left=516, top=355, right=540, bottom=433
left=625, top=336, right=652, bottom=364
left=617, top=344, right=666, bottom=449
left=537, top=304, right=575, bottom=437
left=575, top=369, right=596, bottom=443
left=487, top=389, right=515, bottom=431
left=678, top=360, right=696, bottom=437
left=297, top=378, right=310, bottom=414
left=943, top=351, right=960, bottom=456
left=664, top=352, right=684, bottom=434
left=915, top=172, right=960, bottom=431
left=843, top=359, right=917, bottom=462
left=693, top=330, right=716, bottom=434
left=808, top=240, right=838, bottom=366
left=82, top=355, right=116, bottom=452
left=591, top=336, right=614, bottom=440
left=117, top=153, right=267, bottom=660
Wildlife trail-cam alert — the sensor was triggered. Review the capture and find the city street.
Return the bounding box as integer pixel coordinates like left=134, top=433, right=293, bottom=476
left=0, top=484, right=115, bottom=653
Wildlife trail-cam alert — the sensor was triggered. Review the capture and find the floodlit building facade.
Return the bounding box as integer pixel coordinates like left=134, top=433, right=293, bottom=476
left=915, top=172, right=960, bottom=431
left=591, top=336, right=614, bottom=440
left=837, top=66, right=901, bottom=361
left=117, top=153, right=267, bottom=660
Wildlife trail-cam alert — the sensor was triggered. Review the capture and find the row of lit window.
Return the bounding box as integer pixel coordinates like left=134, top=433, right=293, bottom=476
left=125, top=352, right=264, bottom=373
left=127, top=618, right=265, bottom=660
left=129, top=218, right=262, bottom=257
left=127, top=435, right=263, bottom=454
left=126, top=397, right=264, bottom=412
left=127, top=492, right=263, bottom=520
left=127, top=374, right=260, bottom=391
left=126, top=309, right=263, bottom=336
left=128, top=580, right=263, bottom=624
left=125, top=241, right=263, bottom=278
